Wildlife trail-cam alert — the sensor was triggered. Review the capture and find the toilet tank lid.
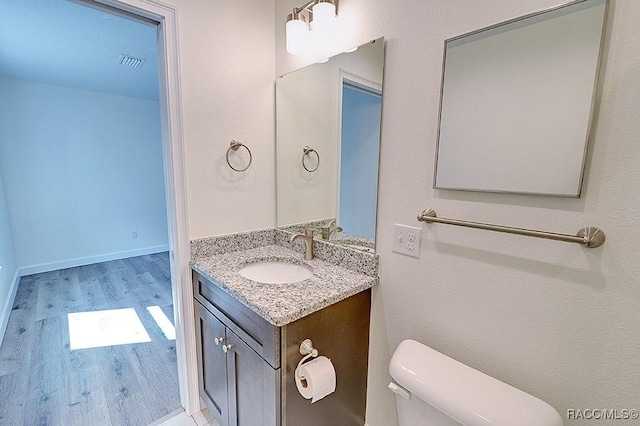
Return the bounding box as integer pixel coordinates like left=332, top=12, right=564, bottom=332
left=389, top=339, right=563, bottom=426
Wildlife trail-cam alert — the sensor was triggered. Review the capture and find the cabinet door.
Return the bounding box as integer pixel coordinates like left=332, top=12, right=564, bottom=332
left=226, top=330, right=280, bottom=426
left=195, top=302, right=230, bottom=426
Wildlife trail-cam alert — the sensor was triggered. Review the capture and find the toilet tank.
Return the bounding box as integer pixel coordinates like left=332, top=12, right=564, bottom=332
left=388, top=339, right=563, bottom=426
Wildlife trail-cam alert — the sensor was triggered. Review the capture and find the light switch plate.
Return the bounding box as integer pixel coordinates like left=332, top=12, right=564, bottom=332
left=392, top=224, right=422, bottom=258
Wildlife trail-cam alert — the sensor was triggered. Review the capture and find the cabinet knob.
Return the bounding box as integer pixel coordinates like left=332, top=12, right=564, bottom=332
left=214, top=337, right=225, bottom=345
left=222, top=344, right=234, bottom=353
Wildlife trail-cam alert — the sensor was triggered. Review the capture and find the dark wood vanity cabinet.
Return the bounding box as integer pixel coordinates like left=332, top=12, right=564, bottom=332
left=195, top=302, right=229, bottom=423
left=194, top=279, right=280, bottom=426
left=193, top=270, right=371, bottom=426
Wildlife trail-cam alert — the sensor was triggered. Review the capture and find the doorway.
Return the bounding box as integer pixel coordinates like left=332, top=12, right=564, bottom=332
left=0, top=0, right=195, bottom=421
left=336, top=72, right=383, bottom=240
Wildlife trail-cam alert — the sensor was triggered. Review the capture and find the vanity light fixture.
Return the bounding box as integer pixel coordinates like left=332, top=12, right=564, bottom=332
left=286, top=9, right=308, bottom=54
left=286, top=0, right=338, bottom=55
left=311, top=0, right=336, bottom=32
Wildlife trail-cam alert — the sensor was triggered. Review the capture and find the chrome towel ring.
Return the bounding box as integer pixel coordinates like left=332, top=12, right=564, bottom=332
left=226, top=139, right=252, bottom=172
left=302, top=146, right=320, bottom=172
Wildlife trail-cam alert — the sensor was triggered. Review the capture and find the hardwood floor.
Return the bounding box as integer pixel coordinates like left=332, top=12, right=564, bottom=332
left=0, top=253, right=181, bottom=426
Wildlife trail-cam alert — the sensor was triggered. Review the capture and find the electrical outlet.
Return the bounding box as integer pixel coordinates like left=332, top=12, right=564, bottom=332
left=132, top=230, right=138, bottom=239
left=392, top=224, right=422, bottom=258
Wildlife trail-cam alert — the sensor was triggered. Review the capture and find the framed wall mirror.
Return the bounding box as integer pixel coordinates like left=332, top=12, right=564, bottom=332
left=276, top=38, right=385, bottom=252
left=434, top=0, right=608, bottom=197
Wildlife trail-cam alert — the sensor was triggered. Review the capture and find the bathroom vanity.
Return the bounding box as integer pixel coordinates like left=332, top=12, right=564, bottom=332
left=191, top=229, right=378, bottom=426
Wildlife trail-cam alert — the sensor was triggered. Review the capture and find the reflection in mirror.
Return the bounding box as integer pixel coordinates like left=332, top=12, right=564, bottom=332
left=276, top=38, right=385, bottom=252
left=434, top=0, right=607, bottom=197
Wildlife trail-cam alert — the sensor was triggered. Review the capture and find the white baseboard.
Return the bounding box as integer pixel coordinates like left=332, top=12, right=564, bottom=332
left=18, top=245, right=170, bottom=277
left=0, top=269, right=21, bottom=344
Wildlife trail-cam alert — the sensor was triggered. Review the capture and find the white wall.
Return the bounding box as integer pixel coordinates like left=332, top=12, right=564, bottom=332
left=166, top=0, right=277, bottom=238
left=0, top=167, right=18, bottom=336
left=276, top=1, right=640, bottom=425
left=0, top=77, right=168, bottom=271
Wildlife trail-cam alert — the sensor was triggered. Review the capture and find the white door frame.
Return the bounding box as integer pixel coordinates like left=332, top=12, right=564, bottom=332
left=90, top=0, right=198, bottom=415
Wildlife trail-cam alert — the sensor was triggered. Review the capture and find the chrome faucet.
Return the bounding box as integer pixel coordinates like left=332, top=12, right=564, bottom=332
left=291, top=228, right=315, bottom=260
left=320, top=220, right=343, bottom=240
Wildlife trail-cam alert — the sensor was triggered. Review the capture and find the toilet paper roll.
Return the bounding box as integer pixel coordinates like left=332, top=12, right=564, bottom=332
left=295, top=356, right=336, bottom=403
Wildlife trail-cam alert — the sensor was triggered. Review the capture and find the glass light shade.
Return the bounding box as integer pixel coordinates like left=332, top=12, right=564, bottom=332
left=286, top=18, right=308, bottom=54
left=311, top=2, right=336, bottom=32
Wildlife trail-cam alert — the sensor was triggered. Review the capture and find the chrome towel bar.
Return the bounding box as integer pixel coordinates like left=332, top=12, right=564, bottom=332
left=417, top=208, right=605, bottom=248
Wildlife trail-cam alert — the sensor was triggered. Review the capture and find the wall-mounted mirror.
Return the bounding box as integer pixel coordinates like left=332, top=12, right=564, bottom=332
left=276, top=38, right=385, bottom=252
left=434, top=0, right=608, bottom=197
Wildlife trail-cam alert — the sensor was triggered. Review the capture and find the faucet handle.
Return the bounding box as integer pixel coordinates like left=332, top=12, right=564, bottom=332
left=304, top=227, right=314, bottom=236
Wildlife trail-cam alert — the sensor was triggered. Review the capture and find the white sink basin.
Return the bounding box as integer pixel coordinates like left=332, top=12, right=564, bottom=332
left=238, top=261, right=313, bottom=284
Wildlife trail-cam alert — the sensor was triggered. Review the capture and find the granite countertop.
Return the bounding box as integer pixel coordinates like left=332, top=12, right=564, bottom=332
left=191, top=243, right=378, bottom=327
left=328, top=232, right=374, bottom=251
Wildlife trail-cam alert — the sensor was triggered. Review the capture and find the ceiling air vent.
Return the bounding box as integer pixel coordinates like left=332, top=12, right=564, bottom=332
left=118, top=54, right=146, bottom=69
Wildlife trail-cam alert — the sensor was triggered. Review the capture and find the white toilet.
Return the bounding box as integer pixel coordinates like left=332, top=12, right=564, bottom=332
left=389, top=339, right=563, bottom=426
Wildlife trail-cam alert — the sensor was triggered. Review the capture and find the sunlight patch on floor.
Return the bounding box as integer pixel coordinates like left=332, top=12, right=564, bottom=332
left=147, top=305, right=176, bottom=340
left=68, top=308, right=151, bottom=350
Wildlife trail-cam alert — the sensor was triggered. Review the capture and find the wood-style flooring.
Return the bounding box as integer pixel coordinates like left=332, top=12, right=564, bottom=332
left=0, top=253, right=181, bottom=426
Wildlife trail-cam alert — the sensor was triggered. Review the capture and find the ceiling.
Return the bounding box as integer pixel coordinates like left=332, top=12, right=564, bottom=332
left=0, top=0, right=159, bottom=100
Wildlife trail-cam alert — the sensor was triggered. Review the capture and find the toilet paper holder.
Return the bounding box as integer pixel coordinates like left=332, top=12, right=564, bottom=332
left=296, top=339, right=319, bottom=384
left=295, top=338, right=337, bottom=403
left=297, top=339, right=319, bottom=373
left=299, top=339, right=319, bottom=357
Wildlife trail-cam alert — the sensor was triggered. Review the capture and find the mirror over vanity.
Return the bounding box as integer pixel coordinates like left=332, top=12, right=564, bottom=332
left=276, top=38, right=385, bottom=252
left=434, top=0, right=608, bottom=197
